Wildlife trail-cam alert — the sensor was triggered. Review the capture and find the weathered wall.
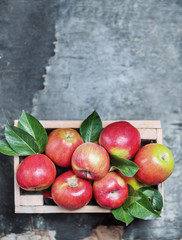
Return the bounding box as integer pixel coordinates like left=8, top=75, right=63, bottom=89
left=0, top=0, right=182, bottom=239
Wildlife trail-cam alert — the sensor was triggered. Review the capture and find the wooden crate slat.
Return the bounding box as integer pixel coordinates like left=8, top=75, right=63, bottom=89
left=20, top=195, right=44, bottom=206
left=156, top=129, right=163, bottom=144
left=138, top=129, right=156, bottom=140
left=14, top=156, right=20, bottom=207
left=14, top=120, right=18, bottom=127
left=40, top=120, right=162, bottom=129
left=15, top=205, right=110, bottom=214
left=14, top=120, right=161, bottom=129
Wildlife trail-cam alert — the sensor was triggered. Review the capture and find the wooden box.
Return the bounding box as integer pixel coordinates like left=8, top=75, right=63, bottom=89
left=14, top=120, right=164, bottom=214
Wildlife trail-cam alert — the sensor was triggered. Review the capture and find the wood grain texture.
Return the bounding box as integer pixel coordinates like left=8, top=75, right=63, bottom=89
left=15, top=205, right=111, bottom=214
left=14, top=156, right=20, bottom=207
left=20, top=195, right=44, bottom=206
left=14, top=120, right=161, bottom=129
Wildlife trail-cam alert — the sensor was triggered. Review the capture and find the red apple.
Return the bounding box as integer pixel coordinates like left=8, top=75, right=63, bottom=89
left=16, top=154, right=56, bottom=191
left=45, top=128, right=84, bottom=167
left=116, top=170, right=149, bottom=190
left=134, top=143, right=175, bottom=185
left=71, top=142, right=110, bottom=180
left=99, top=121, right=141, bottom=159
left=93, top=172, right=128, bottom=209
left=51, top=170, right=92, bottom=210
left=44, top=190, right=52, bottom=199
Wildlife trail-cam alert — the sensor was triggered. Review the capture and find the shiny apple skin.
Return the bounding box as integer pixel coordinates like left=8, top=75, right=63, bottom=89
left=116, top=170, right=149, bottom=190
left=45, top=128, right=84, bottom=167
left=134, top=143, right=175, bottom=185
left=93, top=172, right=128, bottom=209
left=71, top=142, right=110, bottom=180
left=51, top=170, right=92, bottom=210
left=16, top=154, right=56, bottom=191
left=99, top=121, right=141, bottom=159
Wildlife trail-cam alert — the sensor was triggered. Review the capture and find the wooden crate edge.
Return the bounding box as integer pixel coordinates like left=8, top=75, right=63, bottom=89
left=14, top=120, right=162, bottom=129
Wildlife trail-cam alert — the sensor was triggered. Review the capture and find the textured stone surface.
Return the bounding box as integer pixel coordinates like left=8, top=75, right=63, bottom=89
left=1, top=230, right=56, bottom=240
left=0, top=0, right=59, bottom=237
left=0, top=0, right=58, bottom=136
left=32, top=2, right=182, bottom=238
left=0, top=0, right=182, bottom=239
left=33, top=0, right=182, bottom=123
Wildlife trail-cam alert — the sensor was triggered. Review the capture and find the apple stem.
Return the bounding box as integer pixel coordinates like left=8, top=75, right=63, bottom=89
left=67, top=177, right=78, bottom=187
left=86, top=171, right=92, bottom=178
left=160, top=153, right=168, bottom=161
left=64, top=131, right=74, bottom=140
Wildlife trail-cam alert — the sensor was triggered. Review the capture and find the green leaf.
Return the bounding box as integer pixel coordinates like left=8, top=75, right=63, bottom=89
left=0, top=139, right=18, bottom=156
left=137, top=187, right=163, bottom=212
left=111, top=185, right=162, bottom=224
left=111, top=186, right=137, bottom=225
left=123, top=185, right=141, bottom=210
left=110, top=155, right=140, bottom=177
left=80, top=111, right=102, bottom=142
left=128, top=191, right=160, bottom=220
left=5, top=125, right=39, bottom=156
left=18, top=111, right=47, bottom=153
left=112, top=206, right=134, bottom=225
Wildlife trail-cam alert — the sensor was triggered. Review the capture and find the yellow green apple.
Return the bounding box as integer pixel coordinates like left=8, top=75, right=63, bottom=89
left=116, top=170, right=149, bottom=190
left=134, top=143, right=174, bottom=185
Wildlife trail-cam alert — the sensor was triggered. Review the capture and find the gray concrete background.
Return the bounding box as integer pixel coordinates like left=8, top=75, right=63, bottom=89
left=0, top=0, right=182, bottom=239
